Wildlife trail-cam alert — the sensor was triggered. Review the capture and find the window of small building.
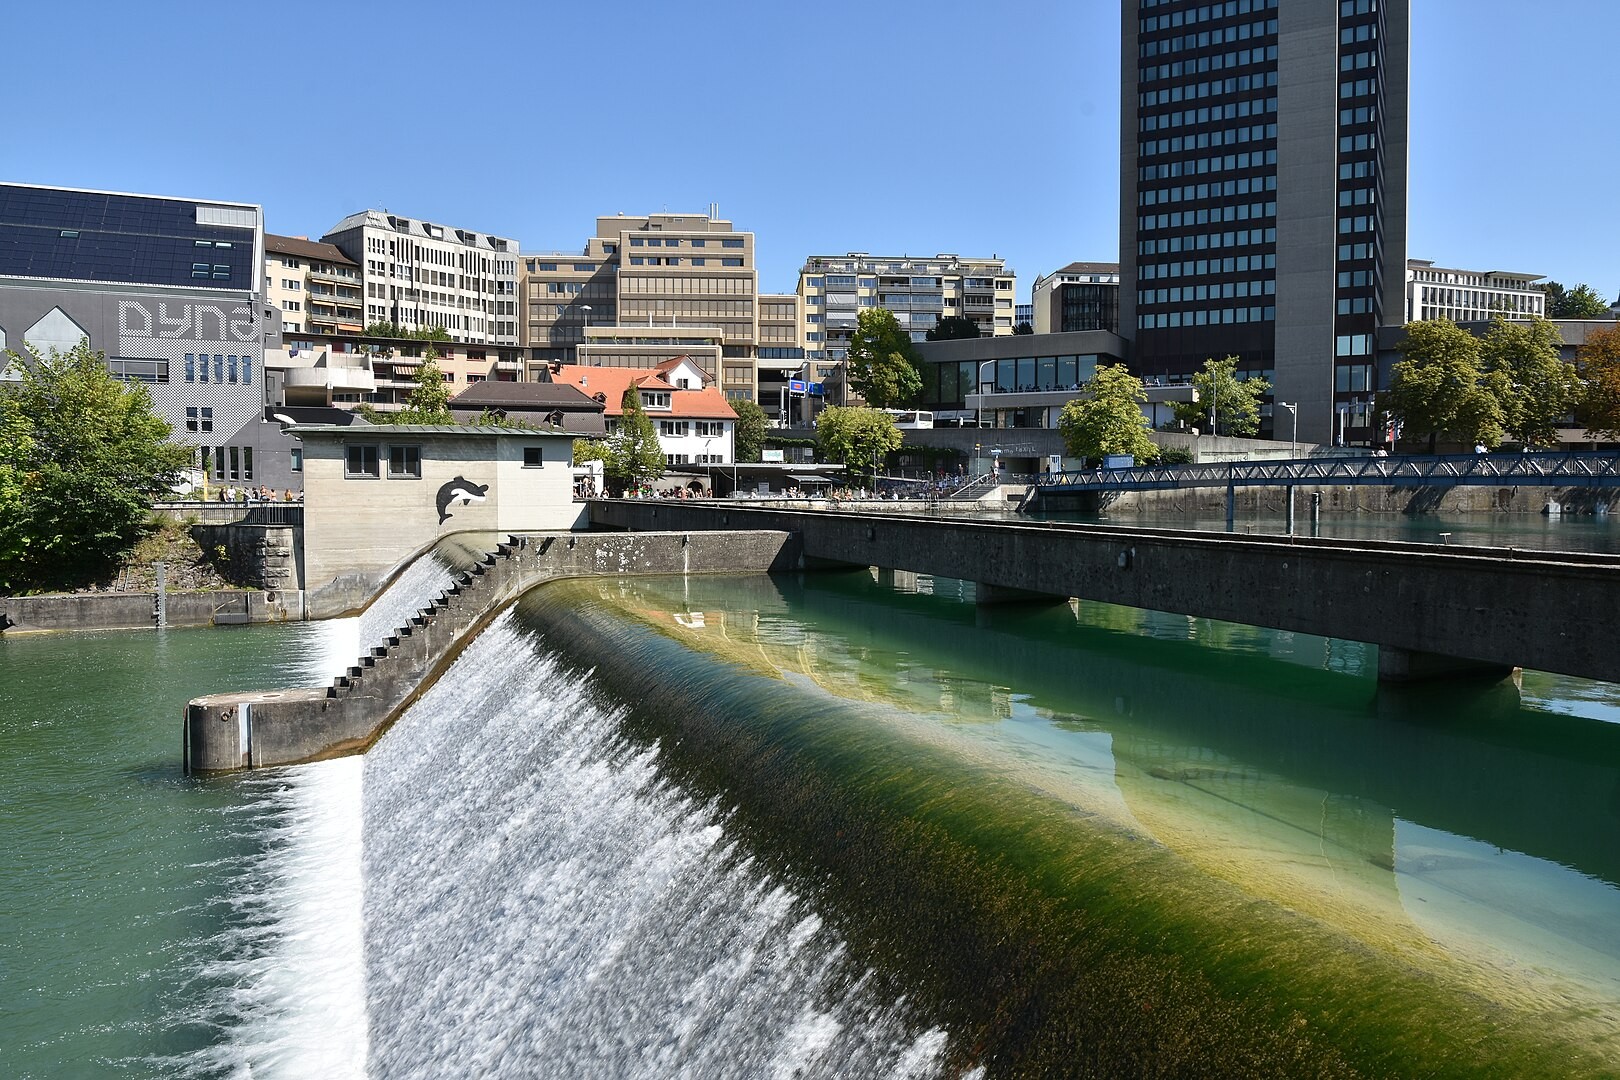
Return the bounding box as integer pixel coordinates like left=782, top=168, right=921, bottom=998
left=346, top=444, right=380, bottom=478
left=388, top=445, right=422, bottom=479
left=523, top=446, right=545, bottom=468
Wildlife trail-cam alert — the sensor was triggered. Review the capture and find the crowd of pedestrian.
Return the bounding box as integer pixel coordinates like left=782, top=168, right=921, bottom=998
left=215, top=486, right=301, bottom=504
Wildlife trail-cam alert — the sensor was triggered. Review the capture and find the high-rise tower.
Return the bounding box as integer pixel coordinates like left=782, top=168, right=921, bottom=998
left=1121, top=0, right=1408, bottom=445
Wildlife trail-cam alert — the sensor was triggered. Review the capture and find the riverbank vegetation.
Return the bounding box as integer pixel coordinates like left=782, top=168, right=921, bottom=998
left=0, top=342, right=190, bottom=594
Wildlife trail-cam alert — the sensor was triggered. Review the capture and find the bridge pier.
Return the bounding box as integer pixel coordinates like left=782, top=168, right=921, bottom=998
left=875, top=567, right=919, bottom=593
left=975, top=582, right=1070, bottom=606
left=1377, top=645, right=1518, bottom=685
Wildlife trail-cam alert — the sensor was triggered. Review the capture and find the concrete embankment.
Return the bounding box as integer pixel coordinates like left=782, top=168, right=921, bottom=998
left=1, top=589, right=302, bottom=633
left=184, top=529, right=800, bottom=773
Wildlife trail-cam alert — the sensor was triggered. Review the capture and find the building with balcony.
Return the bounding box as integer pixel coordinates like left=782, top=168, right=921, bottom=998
left=1031, top=262, right=1121, bottom=334
left=0, top=181, right=277, bottom=487
left=521, top=210, right=763, bottom=406
left=1121, top=0, right=1410, bottom=446
left=795, top=253, right=1017, bottom=363
left=321, top=210, right=519, bottom=346
left=1404, top=260, right=1545, bottom=324
left=264, top=234, right=362, bottom=336
left=267, top=330, right=523, bottom=413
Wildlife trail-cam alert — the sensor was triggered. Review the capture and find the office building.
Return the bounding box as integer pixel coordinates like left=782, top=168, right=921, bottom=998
left=0, top=181, right=281, bottom=484
left=1405, top=260, right=1544, bottom=324
left=521, top=211, right=763, bottom=405
left=1031, top=262, right=1121, bottom=334
left=321, top=210, right=519, bottom=346
left=1121, top=0, right=1409, bottom=445
left=796, top=253, right=1017, bottom=362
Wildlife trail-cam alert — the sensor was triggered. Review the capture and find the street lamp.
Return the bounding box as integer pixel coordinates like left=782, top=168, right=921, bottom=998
left=1278, top=401, right=1298, bottom=459
left=580, top=305, right=591, bottom=348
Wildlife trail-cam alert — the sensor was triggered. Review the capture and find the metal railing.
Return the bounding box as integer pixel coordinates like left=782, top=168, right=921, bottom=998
left=1037, top=451, right=1620, bottom=492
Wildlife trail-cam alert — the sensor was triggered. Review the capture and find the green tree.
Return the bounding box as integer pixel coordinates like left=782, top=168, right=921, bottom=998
left=814, top=405, right=903, bottom=479
left=1057, top=364, right=1159, bottom=465
left=365, top=320, right=404, bottom=338
left=1575, top=324, right=1620, bottom=438
left=845, top=308, right=922, bottom=409
left=608, top=386, right=666, bottom=492
left=1013, top=322, right=1035, bottom=335
left=395, top=348, right=453, bottom=424
left=572, top=438, right=611, bottom=465
left=1384, top=320, right=1504, bottom=452
left=925, top=315, right=982, bottom=341
left=1170, top=356, right=1269, bottom=437
left=1551, top=283, right=1611, bottom=319
left=1480, top=315, right=1577, bottom=447
left=730, top=397, right=767, bottom=462
left=0, top=341, right=190, bottom=592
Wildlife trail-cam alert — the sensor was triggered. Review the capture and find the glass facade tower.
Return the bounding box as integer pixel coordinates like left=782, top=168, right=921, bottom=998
left=1120, top=0, right=1408, bottom=445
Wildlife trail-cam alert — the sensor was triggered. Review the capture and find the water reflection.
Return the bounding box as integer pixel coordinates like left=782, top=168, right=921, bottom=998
left=583, top=569, right=1620, bottom=1042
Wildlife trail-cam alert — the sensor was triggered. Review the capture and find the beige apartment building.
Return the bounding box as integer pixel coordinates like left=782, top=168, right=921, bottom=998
left=521, top=210, right=771, bottom=408
left=264, top=234, right=364, bottom=337
left=795, top=254, right=1017, bottom=363
left=321, top=210, right=519, bottom=346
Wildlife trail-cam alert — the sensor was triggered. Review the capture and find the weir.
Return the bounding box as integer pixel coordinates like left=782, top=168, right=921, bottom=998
left=590, top=501, right=1620, bottom=686
left=183, top=530, right=800, bottom=772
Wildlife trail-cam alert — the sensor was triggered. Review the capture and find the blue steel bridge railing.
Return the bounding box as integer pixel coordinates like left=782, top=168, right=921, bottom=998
left=1036, top=450, right=1620, bottom=492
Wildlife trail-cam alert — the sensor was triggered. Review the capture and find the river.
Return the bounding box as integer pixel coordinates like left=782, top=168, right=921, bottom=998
left=3, top=562, right=1618, bottom=1076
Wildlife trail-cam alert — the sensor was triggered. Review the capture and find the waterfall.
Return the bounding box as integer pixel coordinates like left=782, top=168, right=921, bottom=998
left=361, top=612, right=958, bottom=1078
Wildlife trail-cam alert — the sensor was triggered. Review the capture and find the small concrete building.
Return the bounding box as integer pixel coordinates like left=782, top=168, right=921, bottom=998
left=292, top=424, right=582, bottom=616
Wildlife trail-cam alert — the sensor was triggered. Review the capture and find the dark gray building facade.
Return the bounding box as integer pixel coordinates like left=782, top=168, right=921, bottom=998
left=1121, top=0, right=1408, bottom=445
left=0, top=183, right=284, bottom=486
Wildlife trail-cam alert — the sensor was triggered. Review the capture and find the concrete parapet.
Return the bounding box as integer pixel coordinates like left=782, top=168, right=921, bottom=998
left=184, top=529, right=800, bottom=773
left=0, top=590, right=303, bottom=634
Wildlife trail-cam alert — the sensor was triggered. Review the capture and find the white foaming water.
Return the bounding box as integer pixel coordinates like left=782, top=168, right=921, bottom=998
left=361, top=612, right=960, bottom=1079
left=167, top=756, right=367, bottom=1079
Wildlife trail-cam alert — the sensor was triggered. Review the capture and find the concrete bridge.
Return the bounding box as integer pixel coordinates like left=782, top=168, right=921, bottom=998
left=590, top=500, right=1620, bottom=686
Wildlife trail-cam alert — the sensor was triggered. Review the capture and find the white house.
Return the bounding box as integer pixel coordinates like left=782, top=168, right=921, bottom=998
left=554, top=356, right=736, bottom=466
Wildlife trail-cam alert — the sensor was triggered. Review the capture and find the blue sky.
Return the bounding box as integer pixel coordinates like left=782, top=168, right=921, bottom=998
left=5, top=0, right=1614, bottom=301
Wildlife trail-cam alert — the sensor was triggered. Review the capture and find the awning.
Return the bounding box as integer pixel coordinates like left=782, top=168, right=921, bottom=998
left=788, top=474, right=836, bottom=484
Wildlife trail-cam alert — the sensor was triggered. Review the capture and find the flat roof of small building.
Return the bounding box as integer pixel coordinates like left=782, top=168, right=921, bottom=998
left=288, top=423, right=574, bottom=438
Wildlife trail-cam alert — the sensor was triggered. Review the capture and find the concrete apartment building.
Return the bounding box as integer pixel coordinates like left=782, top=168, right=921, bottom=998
left=1030, top=262, right=1122, bottom=334
left=1121, top=0, right=1410, bottom=446
left=264, top=234, right=362, bottom=336
left=0, top=181, right=280, bottom=487
left=321, top=210, right=519, bottom=346
left=521, top=211, right=766, bottom=406
left=795, top=254, right=1017, bottom=363
left=1405, top=259, right=1545, bottom=324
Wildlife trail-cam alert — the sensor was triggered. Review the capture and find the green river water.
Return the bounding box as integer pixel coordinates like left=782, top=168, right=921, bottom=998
left=3, top=556, right=1619, bottom=1077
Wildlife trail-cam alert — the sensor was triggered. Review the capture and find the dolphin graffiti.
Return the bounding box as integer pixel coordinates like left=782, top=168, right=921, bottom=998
left=435, top=477, right=489, bottom=524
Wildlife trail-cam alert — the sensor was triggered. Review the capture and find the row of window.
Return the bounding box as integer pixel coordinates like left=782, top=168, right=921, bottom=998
left=183, top=353, right=253, bottom=385
left=1139, top=173, right=1277, bottom=206
left=1139, top=95, right=1276, bottom=132
left=1137, top=306, right=1275, bottom=330
left=1339, top=214, right=1379, bottom=235
left=1340, top=22, right=1377, bottom=45
left=1140, top=44, right=1279, bottom=85
left=1138, top=17, right=1277, bottom=59
left=1336, top=333, right=1374, bottom=357
left=190, top=262, right=232, bottom=279
left=1138, top=0, right=1277, bottom=27
left=619, top=276, right=754, bottom=296
left=1136, top=226, right=1277, bottom=256
left=1342, top=77, right=1378, bottom=100
left=1138, top=69, right=1277, bottom=108
left=1340, top=106, right=1377, bottom=126
left=657, top=420, right=727, bottom=437
left=1137, top=200, right=1276, bottom=232
left=1139, top=121, right=1277, bottom=159
left=343, top=443, right=546, bottom=480
left=1138, top=252, right=1278, bottom=280
left=1338, top=297, right=1376, bottom=314
left=628, top=237, right=745, bottom=249
left=1340, top=132, right=1377, bottom=153
left=201, top=445, right=256, bottom=482
left=1138, top=278, right=1276, bottom=305
left=1339, top=186, right=1377, bottom=208
left=1340, top=49, right=1378, bottom=72
left=1138, top=147, right=1277, bottom=182
left=627, top=256, right=745, bottom=267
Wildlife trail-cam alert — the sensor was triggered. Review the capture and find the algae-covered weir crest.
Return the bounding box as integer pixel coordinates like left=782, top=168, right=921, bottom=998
left=184, top=530, right=800, bottom=773
left=591, top=500, right=1620, bottom=686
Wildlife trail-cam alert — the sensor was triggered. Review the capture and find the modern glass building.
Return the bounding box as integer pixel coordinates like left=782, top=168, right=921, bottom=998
left=1120, top=0, right=1408, bottom=445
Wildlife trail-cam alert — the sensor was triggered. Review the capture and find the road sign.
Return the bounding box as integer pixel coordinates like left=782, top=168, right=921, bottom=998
left=789, top=379, right=807, bottom=393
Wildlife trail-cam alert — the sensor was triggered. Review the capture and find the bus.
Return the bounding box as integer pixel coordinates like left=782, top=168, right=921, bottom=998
left=885, top=409, right=935, bottom=429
